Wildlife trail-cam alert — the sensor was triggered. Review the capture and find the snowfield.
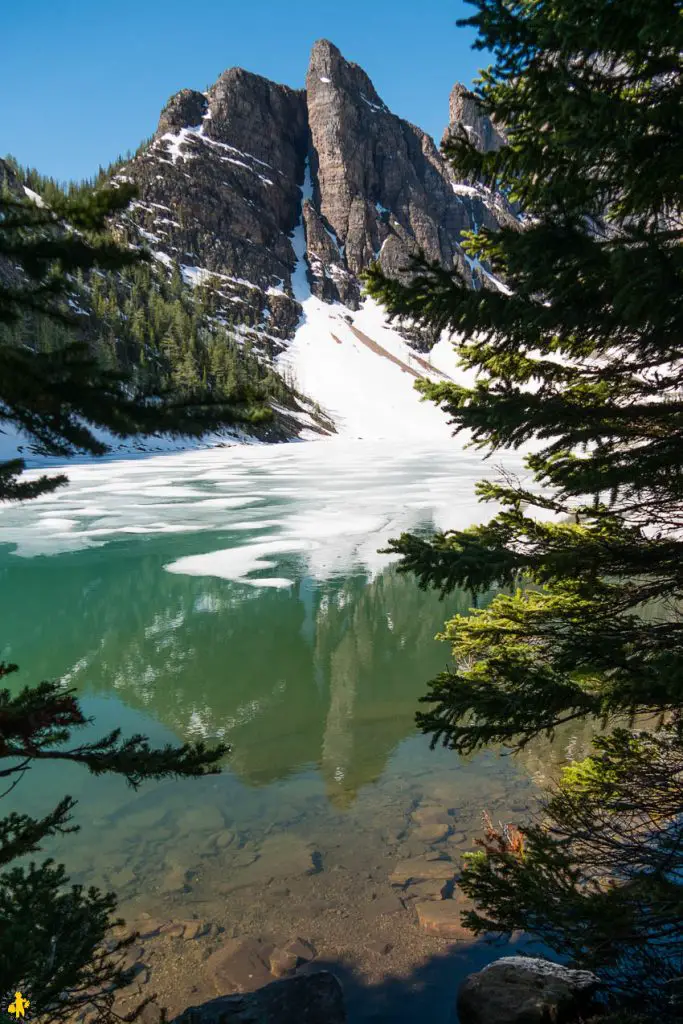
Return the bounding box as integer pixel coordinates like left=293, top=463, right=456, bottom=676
left=277, top=295, right=471, bottom=442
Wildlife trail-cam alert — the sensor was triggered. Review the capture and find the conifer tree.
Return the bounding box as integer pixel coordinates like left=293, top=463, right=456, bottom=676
left=0, top=163, right=273, bottom=504
left=364, top=0, right=683, bottom=1018
left=0, top=171, right=231, bottom=1021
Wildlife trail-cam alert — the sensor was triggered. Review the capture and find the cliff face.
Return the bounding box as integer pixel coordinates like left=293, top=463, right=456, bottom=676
left=305, top=39, right=478, bottom=307
left=445, top=82, right=507, bottom=154
left=113, top=39, right=516, bottom=350
left=115, top=72, right=307, bottom=341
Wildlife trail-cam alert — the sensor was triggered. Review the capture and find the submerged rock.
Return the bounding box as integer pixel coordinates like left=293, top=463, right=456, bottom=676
left=282, top=937, right=316, bottom=965
left=206, top=938, right=275, bottom=993
left=364, top=893, right=404, bottom=917
left=410, top=806, right=452, bottom=827
left=412, top=822, right=451, bottom=843
left=415, top=899, right=473, bottom=939
left=389, top=856, right=456, bottom=886
left=177, top=805, right=226, bottom=834
left=172, top=971, right=346, bottom=1023
left=268, top=948, right=298, bottom=979
left=457, top=956, right=601, bottom=1024
left=401, top=879, right=449, bottom=902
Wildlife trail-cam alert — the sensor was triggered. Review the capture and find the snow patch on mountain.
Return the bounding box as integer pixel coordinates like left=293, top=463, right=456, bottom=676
left=277, top=297, right=472, bottom=442
left=276, top=167, right=471, bottom=443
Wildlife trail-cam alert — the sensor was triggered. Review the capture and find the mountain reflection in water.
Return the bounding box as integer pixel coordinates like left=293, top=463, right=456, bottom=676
left=1, top=536, right=482, bottom=805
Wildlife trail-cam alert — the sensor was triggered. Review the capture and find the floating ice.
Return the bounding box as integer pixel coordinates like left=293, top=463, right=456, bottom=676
left=0, top=436, right=529, bottom=586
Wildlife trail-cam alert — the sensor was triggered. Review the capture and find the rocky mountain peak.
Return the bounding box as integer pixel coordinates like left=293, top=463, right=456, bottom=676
left=114, top=40, right=517, bottom=356
left=304, top=42, right=516, bottom=317
left=307, top=38, right=387, bottom=112
left=157, top=89, right=207, bottom=135
left=206, top=68, right=307, bottom=177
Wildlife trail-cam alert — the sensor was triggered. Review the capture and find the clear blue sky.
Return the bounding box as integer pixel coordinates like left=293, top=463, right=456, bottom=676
left=1, top=1, right=487, bottom=184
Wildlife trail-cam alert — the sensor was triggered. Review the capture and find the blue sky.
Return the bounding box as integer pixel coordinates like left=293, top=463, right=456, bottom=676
left=2, top=1, right=487, bottom=184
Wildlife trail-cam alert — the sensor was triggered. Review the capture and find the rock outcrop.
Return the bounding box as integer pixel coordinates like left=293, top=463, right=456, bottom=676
left=306, top=39, right=495, bottom=299
left=117, top=70, right=308, bottom=342
left=446, top=83, right=507, bottom=154
left=112, top=39, right=516, bottom=350
left=456, top=956, right=601, bottom=1024
left=301, top=198, right=359, bottom=307
left=171, top=971, right=346, bottom=1024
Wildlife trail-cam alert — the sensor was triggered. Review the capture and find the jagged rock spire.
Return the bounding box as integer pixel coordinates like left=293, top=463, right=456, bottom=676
left=115, top=40, right=515, bottom=341
left=445, top=83, right=507, bottom=153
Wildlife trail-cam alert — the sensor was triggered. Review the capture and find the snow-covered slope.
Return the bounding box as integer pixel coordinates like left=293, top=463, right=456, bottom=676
left=277, top=295, right=469, bottom=442
left=275, top=161, right=471, bottom=443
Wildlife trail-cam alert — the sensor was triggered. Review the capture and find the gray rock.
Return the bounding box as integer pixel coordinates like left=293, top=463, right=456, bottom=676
left=456, top=956, right=601, bottom=1024
left=158, top=89, right=208, bottom=135
left=110, top=38, right=516, bottom=364
left=446, top=83, right=507, bottom=154
left=171, top=971, right=346, bottom=1023
left=205, top=937, right=275, bottom=993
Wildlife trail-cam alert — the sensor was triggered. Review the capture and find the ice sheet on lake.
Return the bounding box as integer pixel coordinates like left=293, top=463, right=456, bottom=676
left=0, top=438, right=528, bottom=586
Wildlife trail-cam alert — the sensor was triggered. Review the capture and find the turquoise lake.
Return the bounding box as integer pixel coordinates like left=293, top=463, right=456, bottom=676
left=0, top=439, right=585, bottom=1022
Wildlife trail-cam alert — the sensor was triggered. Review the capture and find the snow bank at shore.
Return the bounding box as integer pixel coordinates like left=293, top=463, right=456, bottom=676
left=1, top=295, right=470, bottom=468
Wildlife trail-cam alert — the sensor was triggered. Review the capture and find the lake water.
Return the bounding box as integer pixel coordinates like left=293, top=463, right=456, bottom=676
left=0, top=439, right=586, bottom=1022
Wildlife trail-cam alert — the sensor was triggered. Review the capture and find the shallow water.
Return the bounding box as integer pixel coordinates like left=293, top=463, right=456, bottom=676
left=0, top=439, right=589, bottom=1021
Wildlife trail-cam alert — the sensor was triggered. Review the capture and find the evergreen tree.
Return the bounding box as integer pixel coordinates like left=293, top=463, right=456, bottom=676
left=0, top=172, right=231, bottom=1021
left=364, top=0, right=683, bottom=1018
left=0, top=164, right=276, bottom=504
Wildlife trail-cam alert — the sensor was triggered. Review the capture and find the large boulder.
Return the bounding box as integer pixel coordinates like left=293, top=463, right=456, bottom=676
left=456, top=956, right=601, bottom=1024
left=172, top=971, right=345, bottom=1024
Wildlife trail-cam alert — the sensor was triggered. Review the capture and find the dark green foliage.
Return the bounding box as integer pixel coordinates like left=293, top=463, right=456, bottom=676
left=0, top=172, right=142, bottom=328
left=364, top=0, right=682, bottom=1016
left=0, top=171, right=234, bottom=1020
left=1, top=260, right=286, bottom=441
left=0, top=160, right=291, bottom=507
left=0, top=671, right=225, bottom=788
left=459, top=723, right=683, bottom=1007
left=1, top=859, right=148, bottom=1024
left=0, top=667, right=227, bottom=1023
left=2, top=142, right=152, bottom=204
